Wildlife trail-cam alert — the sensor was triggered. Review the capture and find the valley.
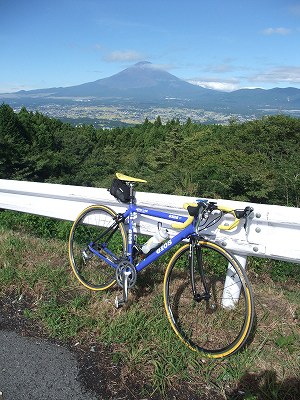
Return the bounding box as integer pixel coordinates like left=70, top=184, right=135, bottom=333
left=10, top=101, right=300, bottom=128
left=2, top=61, right=300, bottom=127
left=11, top=102, right=259, bottom=127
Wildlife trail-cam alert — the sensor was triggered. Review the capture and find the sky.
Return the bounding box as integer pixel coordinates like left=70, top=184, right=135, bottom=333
left=1, top=0, right=300, bottom=93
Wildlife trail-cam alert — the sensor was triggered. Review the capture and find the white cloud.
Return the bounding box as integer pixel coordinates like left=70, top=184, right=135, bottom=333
left=262, top=27, right=291, bottom=35
left=187, top=79, right=240, bottom=92
left=249, top=66, right=300, bottom=84
left=104, top=50, right=146, bottom=62
left=143, top=62, right=176, bottom=71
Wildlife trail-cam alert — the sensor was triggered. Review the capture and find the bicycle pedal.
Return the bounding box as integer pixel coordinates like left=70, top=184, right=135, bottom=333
left=114, top=295, right=124, bottom=309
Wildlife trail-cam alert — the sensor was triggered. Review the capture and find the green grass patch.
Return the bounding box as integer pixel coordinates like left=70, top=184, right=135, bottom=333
left=35, top=298, right=97, bottom=339
left=0, top=210, right=72, bottom=240
left=0, top=221, right=299, bottom=398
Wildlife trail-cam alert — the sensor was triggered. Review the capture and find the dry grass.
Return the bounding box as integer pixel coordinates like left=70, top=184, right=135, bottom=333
left=0, top=226, right=299, bottom=399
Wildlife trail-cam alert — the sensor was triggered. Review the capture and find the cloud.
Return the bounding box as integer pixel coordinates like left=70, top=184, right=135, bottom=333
left=249, top=66, right=300, bottom=84
left=204, top=64, right=235, bottom=73
left=262, top=27, right=291, bottom=35
left=0, top=83, right=37, bottom=93
left=104, top=50, right=146, bottom=62
left=199, top=60, right=251, bottom=76
left=187, top=78, right=240, bottom=92
left=94, top=43, right=104, bottom=51
left=145, top=62, right=176, bottom=71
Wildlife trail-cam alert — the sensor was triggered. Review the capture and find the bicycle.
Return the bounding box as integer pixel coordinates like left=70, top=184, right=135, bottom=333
left=68, top=172, right=255, bottom=359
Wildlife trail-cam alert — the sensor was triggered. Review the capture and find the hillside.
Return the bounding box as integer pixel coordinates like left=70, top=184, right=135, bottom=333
left=1, top=103, right=300, bottom=208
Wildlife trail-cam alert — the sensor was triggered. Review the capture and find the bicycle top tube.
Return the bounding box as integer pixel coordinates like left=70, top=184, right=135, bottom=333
left=125, top=202, right=189, bottom=225
left=123, top=202, right=195, bottom=272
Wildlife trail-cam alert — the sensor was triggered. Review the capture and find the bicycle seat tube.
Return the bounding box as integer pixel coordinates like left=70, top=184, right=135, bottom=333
left=129, top=182, right=135, bottom=204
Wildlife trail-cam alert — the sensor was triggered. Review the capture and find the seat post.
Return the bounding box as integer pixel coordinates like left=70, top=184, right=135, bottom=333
left=129, top=182, right=135, bottom=204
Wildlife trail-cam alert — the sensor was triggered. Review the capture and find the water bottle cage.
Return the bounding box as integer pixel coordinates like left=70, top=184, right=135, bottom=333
left=141, top=223, right=169, bottom=254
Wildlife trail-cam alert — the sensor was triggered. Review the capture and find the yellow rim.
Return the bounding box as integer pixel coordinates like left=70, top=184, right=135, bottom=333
left=163, top=241, right=253, bottom=358
left=68, top=204, right=126, bottom=291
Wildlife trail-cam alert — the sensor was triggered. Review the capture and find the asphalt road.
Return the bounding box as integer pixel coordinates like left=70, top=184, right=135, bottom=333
left=0, top=330, right=98, bottom=400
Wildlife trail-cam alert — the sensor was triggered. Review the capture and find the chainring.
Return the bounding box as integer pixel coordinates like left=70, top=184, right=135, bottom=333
left=115, top=260, right=137, bottom=289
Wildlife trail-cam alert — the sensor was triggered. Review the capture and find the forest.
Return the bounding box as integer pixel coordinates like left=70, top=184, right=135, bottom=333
left=1, top=102, right=300, bottom=207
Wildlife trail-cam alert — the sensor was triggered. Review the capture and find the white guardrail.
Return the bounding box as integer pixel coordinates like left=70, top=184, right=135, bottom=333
left=0, top=179, right=300, bottom=267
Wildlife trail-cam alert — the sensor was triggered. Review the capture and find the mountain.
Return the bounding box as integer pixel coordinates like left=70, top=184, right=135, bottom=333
left=3, top=61, right=213, bottom=102
left=1, top=61, right=300, bottom=117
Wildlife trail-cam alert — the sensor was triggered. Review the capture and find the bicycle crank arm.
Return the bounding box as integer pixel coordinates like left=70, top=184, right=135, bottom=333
left=114, top=269, right=131, bottom=308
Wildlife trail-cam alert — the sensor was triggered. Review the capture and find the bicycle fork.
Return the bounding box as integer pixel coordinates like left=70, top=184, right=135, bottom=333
left=189, top=240, right=211, bottom=303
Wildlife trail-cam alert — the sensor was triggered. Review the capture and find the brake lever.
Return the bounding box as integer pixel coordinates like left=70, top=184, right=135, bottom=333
left=243, top=206, right=254, bottom=230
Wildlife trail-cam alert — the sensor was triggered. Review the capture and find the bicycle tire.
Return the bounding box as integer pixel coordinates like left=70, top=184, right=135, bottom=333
left=163, top=240, right=254, bottom=358
left=69, top=205, right=127, bottom=290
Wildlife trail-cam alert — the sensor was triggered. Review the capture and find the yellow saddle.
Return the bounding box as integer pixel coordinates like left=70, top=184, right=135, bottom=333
left=116, top=172, right=147, bottom=183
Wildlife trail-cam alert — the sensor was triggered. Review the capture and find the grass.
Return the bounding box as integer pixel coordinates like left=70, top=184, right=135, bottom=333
left=0, top=211, right=299, bottom=399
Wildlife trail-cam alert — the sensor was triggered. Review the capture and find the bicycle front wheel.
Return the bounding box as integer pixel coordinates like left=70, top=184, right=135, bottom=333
left=164, top=241, right=254, bottom=358
left=69, top=205, right=127, bottom=290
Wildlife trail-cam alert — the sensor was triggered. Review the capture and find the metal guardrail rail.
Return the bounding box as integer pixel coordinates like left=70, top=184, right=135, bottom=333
left=0, top=179, right=300, bottom=264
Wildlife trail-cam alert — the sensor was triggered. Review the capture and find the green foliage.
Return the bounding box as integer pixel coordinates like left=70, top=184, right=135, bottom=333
left=36, top=298, right=97, bottom=339
left=275, top=333, right=299, bottom=354
left=1, top=103, right=300, bottom=205
left=0, top=265, right=19, bottom=285
left=0, top=210, right=72, bottom=240
left=271, top=261, right=300, bottom=283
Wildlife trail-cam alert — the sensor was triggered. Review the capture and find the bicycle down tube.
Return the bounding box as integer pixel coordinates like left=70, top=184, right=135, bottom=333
left=89, top=202, right=194, bottom=272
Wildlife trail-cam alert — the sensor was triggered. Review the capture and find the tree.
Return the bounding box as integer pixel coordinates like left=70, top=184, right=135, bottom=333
left=0, top=104, right=30, bottom=178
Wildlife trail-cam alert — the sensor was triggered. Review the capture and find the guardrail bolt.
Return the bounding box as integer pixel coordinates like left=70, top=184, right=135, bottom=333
left=253, top=246, right=259, bottom=252
left=255, top=227, right=261, bottom=233
left=255, top=213, right=261, bottom=218
left=221, top=241, right=227, bottom=247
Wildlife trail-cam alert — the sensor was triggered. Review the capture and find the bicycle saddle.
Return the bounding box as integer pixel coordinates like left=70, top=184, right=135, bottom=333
left=116, top=172, right=147, bottom=183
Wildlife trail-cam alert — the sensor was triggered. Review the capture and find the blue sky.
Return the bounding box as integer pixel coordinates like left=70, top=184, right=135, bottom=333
left=1, top=0, right=300, bottom=92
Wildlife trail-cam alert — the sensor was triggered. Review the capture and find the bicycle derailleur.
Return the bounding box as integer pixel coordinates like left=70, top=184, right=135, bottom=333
left=115, top=260, right=137, bottom=309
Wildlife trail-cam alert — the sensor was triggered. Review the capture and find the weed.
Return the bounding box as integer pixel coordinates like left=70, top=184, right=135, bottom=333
left=23, top=308, right=33, bottom=319
left=271, top=261, right=300, bottom=283
left=19, top=263, right=69, bottom=295
left=0, top=224, right=299, bottom=398
left=35, top=298, right=97, bottom=340
left=70, top=294, right=90, bottom=310
left=275, top=333, right=299, bottom=354
left=0, top=210, right=72, bottom=240
left=0, top=265, right=19, bottom=285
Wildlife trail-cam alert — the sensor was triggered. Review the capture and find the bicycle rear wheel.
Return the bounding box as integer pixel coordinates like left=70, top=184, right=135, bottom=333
left=164, top=240, right=254, bottom=358
left=69, top=205, right=127, bottom=290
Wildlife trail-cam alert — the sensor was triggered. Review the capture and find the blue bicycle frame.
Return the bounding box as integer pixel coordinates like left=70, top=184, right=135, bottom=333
left=89, top=202, right=196, bottom=272
left=126, top=203, right=195, bottom=272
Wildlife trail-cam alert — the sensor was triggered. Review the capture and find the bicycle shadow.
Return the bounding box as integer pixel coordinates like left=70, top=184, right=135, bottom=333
left=229, top=370, right=300, bottom=400
left=133, top=261, right=166, bottom=298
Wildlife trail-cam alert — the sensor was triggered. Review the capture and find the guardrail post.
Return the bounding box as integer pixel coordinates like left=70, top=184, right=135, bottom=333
left=222, top=254, right=247, bottom=308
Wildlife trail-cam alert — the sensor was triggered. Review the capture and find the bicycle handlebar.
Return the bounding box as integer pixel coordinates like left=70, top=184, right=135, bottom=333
left=171, top=203, right=196, bottom=229
left=172, top=202, right=253, bottom=231
left=217, top=206, right=240, bottom=231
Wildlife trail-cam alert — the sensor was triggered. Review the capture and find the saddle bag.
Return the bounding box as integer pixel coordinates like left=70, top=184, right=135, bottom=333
left=109, top=179, right=131, bottom=203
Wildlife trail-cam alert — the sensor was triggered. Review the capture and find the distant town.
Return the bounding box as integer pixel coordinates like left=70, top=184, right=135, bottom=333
left=12, top=102, right=264, bottom=128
